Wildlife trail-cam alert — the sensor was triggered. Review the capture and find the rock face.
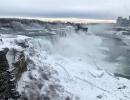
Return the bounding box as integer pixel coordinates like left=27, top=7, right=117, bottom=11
left=12, top=50, right=28, bottom=80
left=0, top=48, right=20, bottom=99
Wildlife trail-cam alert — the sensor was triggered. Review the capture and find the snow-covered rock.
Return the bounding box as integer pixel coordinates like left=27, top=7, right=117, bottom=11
left=114, top=31, right=130, bottom=46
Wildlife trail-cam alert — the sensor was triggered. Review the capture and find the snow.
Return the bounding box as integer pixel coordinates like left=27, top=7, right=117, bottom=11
left=0, top=35, right=27, bottom=50
left=0, top=34, right=130, bottom=100
left=45, top=52, right=130, bottom=100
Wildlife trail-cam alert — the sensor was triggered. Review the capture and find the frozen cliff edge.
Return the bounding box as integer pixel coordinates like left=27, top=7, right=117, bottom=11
left=0, top=35, right=77, bottom=100
left=0, top=34, right=130, bottom=100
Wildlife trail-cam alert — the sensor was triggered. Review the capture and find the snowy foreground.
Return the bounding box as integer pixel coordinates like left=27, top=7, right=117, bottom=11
left=0, top=34, right=130, bottom=100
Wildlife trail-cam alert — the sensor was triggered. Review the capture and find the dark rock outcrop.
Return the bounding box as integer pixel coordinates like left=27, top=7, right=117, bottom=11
left=0, top=48, right=20, bottom=99
left=75, top=24, right=88, bottom=32
left=12, top=51, right=28, bottom=80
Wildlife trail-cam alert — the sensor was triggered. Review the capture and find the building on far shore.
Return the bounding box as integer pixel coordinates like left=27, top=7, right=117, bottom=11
left=116, top=16, right=130, bottom=27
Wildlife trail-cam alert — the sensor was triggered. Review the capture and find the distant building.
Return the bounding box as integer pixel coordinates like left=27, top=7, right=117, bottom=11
left=116, top=16, right=130, bottom=27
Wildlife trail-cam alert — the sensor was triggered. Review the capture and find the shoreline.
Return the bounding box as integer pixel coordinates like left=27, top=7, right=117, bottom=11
left=0, top=16, right=116, bottom=24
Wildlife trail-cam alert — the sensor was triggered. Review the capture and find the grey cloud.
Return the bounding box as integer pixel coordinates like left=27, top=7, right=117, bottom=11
left=0, top=0, right=130, bottom=19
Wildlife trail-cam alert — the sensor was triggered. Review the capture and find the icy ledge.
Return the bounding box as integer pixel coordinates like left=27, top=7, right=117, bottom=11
left=0, top=34, right=130, bottom=100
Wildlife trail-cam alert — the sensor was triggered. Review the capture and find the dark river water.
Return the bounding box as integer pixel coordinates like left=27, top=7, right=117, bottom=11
left=99, top=35, right=130, bottom=78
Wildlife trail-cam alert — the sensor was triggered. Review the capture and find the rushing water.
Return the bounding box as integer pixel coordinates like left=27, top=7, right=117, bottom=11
left=100, top=36, right=130, bottom=76
left=32, top=31, right=130, bottom=79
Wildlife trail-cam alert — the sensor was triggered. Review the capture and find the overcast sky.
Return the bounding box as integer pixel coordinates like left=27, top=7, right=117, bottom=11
left=0, top=0, right=129, bottom=19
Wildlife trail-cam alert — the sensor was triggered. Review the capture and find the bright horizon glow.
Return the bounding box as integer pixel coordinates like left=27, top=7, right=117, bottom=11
left=0, top=16, right=116, bottom=24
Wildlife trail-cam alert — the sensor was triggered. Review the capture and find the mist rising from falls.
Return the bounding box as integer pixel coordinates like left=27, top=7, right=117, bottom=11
left=53, top=33, right=101, bottom=58
left=32, top=32, right=111, bottom=73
